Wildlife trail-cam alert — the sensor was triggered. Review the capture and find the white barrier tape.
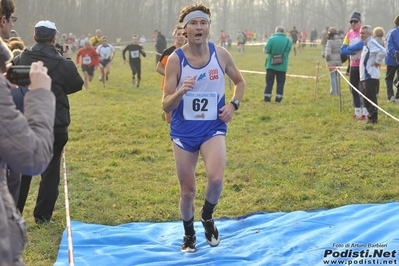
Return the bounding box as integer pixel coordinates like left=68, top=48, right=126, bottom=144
left=239, top=70, right=317, bottom=80
left=62, top=149, right=75, bottom=266
left=337, top=71, right=399, bottom=123
left=145, top=50, right=162, bottom=56
left=320, top=65, right=387, bottom=70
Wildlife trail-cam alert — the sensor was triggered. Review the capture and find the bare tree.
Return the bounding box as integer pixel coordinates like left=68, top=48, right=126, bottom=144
left=12, top=0, right=399, bottom=47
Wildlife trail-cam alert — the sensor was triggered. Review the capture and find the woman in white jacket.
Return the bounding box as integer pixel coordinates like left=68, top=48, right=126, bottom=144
left=325, top=27, right=343, bottom=95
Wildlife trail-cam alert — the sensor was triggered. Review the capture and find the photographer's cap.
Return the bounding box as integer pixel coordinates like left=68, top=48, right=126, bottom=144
left=35, top=20, right=59, bottom=38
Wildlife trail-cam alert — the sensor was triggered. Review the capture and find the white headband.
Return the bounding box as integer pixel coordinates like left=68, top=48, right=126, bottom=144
left=182, top=10, right=210, bottom=27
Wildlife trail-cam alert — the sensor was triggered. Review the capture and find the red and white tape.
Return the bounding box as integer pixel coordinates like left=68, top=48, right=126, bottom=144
left=62, top=148, right=75, bottom=266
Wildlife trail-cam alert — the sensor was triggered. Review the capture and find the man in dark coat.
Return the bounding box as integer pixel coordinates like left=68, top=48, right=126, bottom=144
left=13, top=20, right=83, bottom=223
left=155, top=30, right=167, bottom=65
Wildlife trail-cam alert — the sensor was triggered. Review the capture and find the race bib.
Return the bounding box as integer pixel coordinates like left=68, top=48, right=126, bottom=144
left=130, top=50, right=139, bottom=58
left=83, top=56, right=91, bottom=64
left=183, top=92, right=218, bottom=120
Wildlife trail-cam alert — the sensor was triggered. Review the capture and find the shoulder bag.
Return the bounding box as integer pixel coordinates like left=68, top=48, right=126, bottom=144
left=271, top=39, right=289, bottom=65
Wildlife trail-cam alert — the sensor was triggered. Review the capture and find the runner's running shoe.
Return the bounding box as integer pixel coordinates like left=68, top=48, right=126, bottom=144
left=181, top=234, right=196, bottom=253
left=200, top=208, right=220, bottom=247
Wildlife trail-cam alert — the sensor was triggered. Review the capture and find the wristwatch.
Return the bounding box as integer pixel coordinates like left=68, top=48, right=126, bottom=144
left=230, top=99, right=240, bottom=110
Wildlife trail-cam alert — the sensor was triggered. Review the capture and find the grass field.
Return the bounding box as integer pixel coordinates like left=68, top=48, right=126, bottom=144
left=21, top=43, right=399, bottom=265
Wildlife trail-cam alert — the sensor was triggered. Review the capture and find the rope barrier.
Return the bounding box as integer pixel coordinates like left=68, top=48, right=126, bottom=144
left=336, top=70, right=399, bottom=122
left=239, top=63, right=322, bottom=101
left=62, top=148, right=75, bottom=266
left=239, top=70, right=317, bottom=80
left=239, top=63, right=399, bottom=123
left=141, top=48, right=397, bottom=123
left=319, top=65, right=387, bottom=71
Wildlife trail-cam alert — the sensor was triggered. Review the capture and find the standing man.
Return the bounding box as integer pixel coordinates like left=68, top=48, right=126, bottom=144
left=154, top=30, right=166, bottom=65
left=341, top=12, right=368, bottom=120
left=338, top=26, right=345, bottom=39
left=358, top=25, right=386, bottom=124
left=13, top=20, right=84, bottom=223
left=310, top=27, right=317, bottom=47
left=263, top=26, right=292, bottom=103
left=76, top=40, right=99, bottom=90
left=220, top=30, right=227, bottom=48
left=156, top=25, right=185, bottom=123
left=290, top=26, right=299, bottom=56
left=320, top=27, right=329, bottom=57
left=122, top=34, right=146, bottom=87
left=163, top=3, right=245, bottom=253
left=300, top=28, right=307, bottom=50
left=236, top=30, right=245, bottom=53
left=96, top=36, right=115, bottom=88
left=253, top=31, right=258, bottom=42
left=385, top=15, right=399, bottom=102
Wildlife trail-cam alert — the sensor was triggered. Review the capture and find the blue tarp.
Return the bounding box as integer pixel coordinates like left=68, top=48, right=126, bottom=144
left=55, top=203, right=399, bottom=265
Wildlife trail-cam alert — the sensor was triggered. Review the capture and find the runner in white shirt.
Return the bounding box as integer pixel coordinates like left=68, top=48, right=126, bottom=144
left=96, top=36, right=115, bottom=87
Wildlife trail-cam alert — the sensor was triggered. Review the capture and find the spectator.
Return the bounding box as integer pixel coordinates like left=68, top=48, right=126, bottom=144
left=1, top=36, right=55, bottom=265
left=290, top=26, right=299, bottom=56
left=0, top=1, right=53, bottom=263
left=384, top=15, right=399, bottom=103
left=320, top=27, right=329, bottom=57
left=358, top=25, right=387, bottom=123
left=154, top=30, right=167, bottom=65
left=13, top=20, right=84, bottom=223
left=220, top=30, right=227, bottom=48
left=338, top=26, right=345, bottom=39
left=310, top=27, right=318, bottom=47
left=263, top=26, right=293, bottom=103
left=227, top=35, right=232, bottom=50
left=300, top=28, right=307, bottom=50
left=341, top=12, right=368, bottom=120
left=236, top=31, right=245, bottom=53
left=325, top=27, right=343, bottom=95
left=373, top=27, right=385, bottom=47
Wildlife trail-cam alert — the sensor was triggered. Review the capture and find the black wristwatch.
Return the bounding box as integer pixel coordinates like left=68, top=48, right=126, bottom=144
left=230, top=99, right=240, bottom=110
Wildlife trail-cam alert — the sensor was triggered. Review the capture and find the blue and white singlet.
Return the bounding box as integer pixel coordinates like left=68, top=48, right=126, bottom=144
left=170, top=42, right=227, bottom=139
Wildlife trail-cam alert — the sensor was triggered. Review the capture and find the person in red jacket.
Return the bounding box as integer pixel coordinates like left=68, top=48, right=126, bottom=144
left=76, top=40, right=99, bottom=90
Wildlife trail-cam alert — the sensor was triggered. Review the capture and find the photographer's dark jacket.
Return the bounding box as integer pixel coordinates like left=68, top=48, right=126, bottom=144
left=13, top=43, right=83, bottom=134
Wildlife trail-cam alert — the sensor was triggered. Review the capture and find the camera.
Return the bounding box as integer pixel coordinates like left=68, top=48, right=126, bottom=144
left=55, top=43, right=69, bottom=54
left=55, top=43, right=63, bottom=54
left=6, top=65, right=30, bottom=86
